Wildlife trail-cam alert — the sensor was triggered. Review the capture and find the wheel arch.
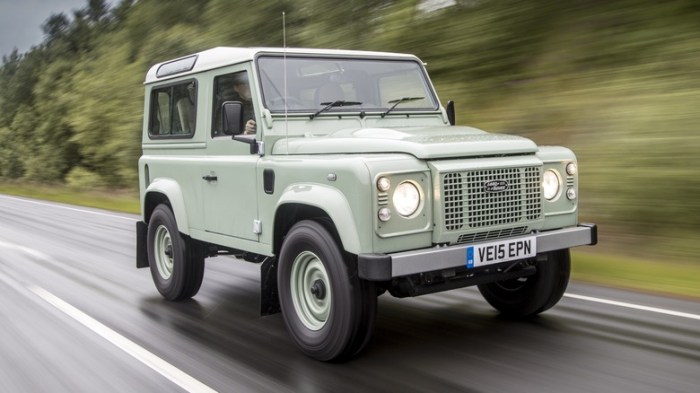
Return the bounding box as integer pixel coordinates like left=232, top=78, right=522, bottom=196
left=143, top=178, right=190, bottom=235
left=273, top=184, right=363, bottom=256
left=273, top=203, right=345, bottom=256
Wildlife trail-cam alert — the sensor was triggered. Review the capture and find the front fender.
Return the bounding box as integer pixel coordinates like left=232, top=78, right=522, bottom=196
left=277, top=184, right=362, bottom=254
left=144, top=178, right=190, bottom=235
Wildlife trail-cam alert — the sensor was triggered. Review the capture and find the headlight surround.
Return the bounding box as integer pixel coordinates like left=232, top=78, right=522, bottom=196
left=392, top=181, right=421, bottom=217
left=542, top=169, right=561, bottom=201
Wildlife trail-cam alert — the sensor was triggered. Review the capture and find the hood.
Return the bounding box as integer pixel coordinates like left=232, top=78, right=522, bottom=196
left=271, top=126, right=538, bottom=159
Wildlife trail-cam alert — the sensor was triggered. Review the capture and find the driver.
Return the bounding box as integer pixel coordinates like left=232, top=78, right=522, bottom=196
left=232, top=73, right=256, bottom=134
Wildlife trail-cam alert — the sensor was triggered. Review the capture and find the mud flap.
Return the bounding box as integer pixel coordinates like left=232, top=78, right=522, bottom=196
left=260, top=258, right=281, bottom=315
left=136, top=221, right=149, bottom=268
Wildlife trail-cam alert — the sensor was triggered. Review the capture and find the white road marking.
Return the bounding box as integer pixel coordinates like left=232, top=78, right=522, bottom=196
left=0, top=240, right=53, bottom=260
left=564, top=293, right=700, bottom=321
left=0, top=194, right=136, bottom=221
left=28, top=285, right=218, bottom=393
left=0, top=240, right=216, bottom=392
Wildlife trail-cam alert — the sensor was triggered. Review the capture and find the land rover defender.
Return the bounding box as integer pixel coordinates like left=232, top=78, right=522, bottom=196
left=136, top=47, right=597, bottom=361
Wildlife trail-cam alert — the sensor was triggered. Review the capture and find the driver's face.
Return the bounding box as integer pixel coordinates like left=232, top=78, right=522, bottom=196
left=234, top=83, right=251, bottom=100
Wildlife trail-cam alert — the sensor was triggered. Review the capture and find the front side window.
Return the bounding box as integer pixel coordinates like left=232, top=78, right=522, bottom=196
left=212, top=71, right=257, bottom=137
left=257, top=56, right=438, bottom=114
left=148, top=80, right=197, bottom=138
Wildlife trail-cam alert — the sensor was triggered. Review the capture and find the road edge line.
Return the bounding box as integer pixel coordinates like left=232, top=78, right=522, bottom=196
left=564, top=293, right=700, bottom=321
left=28, top=285, right=218, bottom=393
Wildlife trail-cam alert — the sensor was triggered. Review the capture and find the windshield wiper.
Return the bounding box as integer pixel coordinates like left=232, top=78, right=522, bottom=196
left=310, top=100, right=362, bottom=119
left=381, top=96, right=425, bottom=117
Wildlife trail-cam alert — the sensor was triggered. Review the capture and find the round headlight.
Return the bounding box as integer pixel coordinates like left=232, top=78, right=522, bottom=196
left=566, top=162, right=577, bottom=176
left=377, top=177, right=391, bottom=192
left=542, top=170, right=561, bottom=201
left=393, top=181, right=421, bottom=217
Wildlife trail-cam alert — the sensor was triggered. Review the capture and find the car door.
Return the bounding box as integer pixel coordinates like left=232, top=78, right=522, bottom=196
left=202, top=68, right=260, bottom=241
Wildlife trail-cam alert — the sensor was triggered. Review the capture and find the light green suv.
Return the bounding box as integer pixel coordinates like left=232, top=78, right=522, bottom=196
left=136, top=47, right=597, bottom=361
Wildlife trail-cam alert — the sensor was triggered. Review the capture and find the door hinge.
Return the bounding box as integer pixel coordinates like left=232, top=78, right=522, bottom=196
left=253, top=220, right=262, bottom=234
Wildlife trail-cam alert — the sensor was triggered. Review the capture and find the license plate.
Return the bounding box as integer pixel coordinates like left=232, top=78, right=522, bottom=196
left=466, top=236, right=536, bottom=269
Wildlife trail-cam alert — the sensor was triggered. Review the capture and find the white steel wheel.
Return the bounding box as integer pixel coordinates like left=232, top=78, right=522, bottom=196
left=146, top=204, right=205, bottom=301
left=290, top=251, right=332, bottom=331
left=153, top=224, right=174, bottom=280
left=278, top=220, right=377, bottom=362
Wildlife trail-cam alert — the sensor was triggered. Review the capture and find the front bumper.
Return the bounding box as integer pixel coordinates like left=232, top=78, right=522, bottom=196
left=358, top=223, right=597, bottom=281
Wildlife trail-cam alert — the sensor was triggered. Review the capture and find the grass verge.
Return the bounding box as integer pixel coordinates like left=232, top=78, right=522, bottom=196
left=0, top=183, right=139, bottom=214
left=572, top=250, right=700, bottom=300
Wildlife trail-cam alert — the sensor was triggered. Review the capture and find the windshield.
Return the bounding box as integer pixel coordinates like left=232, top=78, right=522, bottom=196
left=257, top=55, right=438, bottom=114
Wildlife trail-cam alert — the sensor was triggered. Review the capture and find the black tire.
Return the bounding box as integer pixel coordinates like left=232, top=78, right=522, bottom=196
left=147, top=204, right=204, bottom=301
left=478, top=249, right=570, bottom=318
left=278, top=220, right=377, bottom=361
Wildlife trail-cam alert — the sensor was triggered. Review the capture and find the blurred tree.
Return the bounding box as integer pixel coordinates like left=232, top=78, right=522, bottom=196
left=198, top=0, right=295, bottom=48
left=0, top=49, right=22, bottom=126
left=41, top=13, right=71, bottom=43
left=23, top=59, right=81, bottom=182
left=64, top=28, right=145, bottom=187
left=110, top=0, right=135, bottom=24
left=0, top=49, right=43, bottom=126
left=294, top=0, right=393, bottom=48
left=86, top=0, right=109, bottom=24
left=7, top=105, right=40, bottom=179
left=0, top=126, right=24, bottom=178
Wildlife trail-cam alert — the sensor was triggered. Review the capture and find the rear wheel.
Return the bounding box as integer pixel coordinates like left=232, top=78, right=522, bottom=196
left=278, top=220, right=376, bottom=361
left=147, top=204, right=204, bottom=301
left=478, top=249, right=570, bottom=318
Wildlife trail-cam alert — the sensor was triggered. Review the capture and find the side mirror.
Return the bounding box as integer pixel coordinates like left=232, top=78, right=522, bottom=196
left=446, top=100, right=456, bottom=126
left=222, top=101, right=244, bottom=135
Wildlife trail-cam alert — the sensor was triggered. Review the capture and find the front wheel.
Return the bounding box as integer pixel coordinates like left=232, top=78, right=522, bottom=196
left=478, top=249, right=570, bottom=318
left=278, top=220, right=376, bottom=361
left=147, top=204, right=204, bottom=301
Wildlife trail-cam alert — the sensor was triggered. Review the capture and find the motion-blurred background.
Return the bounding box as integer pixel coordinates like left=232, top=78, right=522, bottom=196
left=1, top=0, right=698, bottom=295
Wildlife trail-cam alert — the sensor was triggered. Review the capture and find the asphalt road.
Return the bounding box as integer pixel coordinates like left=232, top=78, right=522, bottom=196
left=0, top=194, right=698, bottom=393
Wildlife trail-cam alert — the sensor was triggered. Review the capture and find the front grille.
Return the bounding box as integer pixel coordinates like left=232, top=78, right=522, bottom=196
left=443, top=166, right=542, bottom=232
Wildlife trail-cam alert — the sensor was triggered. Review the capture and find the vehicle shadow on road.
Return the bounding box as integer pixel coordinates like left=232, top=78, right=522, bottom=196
left=136, top=278, right=576, bottom=392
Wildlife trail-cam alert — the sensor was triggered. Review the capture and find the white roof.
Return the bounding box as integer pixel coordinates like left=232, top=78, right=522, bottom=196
left=144, top=47, right=419, bottom=84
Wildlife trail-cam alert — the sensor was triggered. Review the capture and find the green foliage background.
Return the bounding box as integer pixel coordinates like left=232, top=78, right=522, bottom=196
left=1, top=0, right=699, bottom=263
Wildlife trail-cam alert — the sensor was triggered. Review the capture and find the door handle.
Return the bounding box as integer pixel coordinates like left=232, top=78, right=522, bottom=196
left=202, top=175, right=218, bottom=182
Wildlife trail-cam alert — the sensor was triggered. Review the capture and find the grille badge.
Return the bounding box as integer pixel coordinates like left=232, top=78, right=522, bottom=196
left=484, top=180, right=509, bottom=193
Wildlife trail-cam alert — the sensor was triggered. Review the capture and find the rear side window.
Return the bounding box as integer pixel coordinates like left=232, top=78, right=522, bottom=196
left=148, top=80, right=197, bottom=138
